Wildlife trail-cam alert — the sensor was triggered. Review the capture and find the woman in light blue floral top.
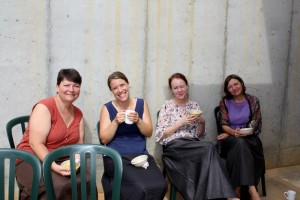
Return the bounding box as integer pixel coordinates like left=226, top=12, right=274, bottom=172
left=155, top=73, right=239, bottom=200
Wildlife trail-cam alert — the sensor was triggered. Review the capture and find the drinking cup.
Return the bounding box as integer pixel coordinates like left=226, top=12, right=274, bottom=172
left=124, top=110, right=135, bottom=124
left=284, top=190, right=296, bottom=200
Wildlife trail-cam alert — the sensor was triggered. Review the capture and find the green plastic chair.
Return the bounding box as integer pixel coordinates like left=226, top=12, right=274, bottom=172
left=0, top=148, right=41, bottom=200
left=43, top=144, right=123, bottom=200
left=214, top=106, right=266, bottom=196
left=6, top=115, right=30, bottom=199
left=6, top=115, right=30, bottom=149
left=156, top=110, right=177, bottom=200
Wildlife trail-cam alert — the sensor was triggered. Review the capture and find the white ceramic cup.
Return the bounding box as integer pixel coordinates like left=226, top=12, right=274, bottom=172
left=124, top=110, right=135, bottom=124
left=284, top=190, right=296, bottom=200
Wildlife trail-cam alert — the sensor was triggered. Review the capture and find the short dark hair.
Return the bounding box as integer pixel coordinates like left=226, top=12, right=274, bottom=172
left=223, top=74, right=246, bottom=99
left=107, top=71, right=129, bottom=90
left=57, top=68, right=82, bottom=86
left=168, top=73, right=189, bottom=89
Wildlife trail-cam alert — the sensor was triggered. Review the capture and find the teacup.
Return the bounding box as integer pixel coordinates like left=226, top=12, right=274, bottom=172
left=189, top=109, right=202, bottom=116
left=124, top=110, right=135, bottom=124
left=284, top=190, right=296, bottom=200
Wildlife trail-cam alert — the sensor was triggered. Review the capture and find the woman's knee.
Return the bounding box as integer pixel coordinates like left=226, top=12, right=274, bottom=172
left=234, top=138, right=248, bottom=147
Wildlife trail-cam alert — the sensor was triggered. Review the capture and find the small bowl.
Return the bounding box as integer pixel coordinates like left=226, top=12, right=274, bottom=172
left=240, top=128, right=253, bottom=135
left=131, top=155, right=148, bottom=167
left=189, top=109, right=202, bottom=116
left=61, top=160, right=80, bottom=170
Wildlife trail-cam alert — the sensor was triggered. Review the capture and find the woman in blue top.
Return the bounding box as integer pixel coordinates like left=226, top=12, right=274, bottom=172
left=99, top=71, right=167, bottom=200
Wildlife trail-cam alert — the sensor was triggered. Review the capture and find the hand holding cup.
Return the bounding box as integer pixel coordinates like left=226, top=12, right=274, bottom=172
left=124, top=110, right=136, bottom=124
left=189, top=109, right=202, bottom=116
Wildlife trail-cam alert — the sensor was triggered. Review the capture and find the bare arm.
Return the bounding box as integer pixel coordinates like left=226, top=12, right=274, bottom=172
left=197, top=116, right=206, bottom=137
left=135, top=100, right=152, bottom=137
left=29, top=104, right=51, bottom=162
left=163, top=118, right=185, bottom=138
left=99, top=105, right=122, bottom=144
left=222, top=125, right=235, bottom=136
left=77, top=118, right=85, bottom=144
left=222, top=125, right=245, bottom=137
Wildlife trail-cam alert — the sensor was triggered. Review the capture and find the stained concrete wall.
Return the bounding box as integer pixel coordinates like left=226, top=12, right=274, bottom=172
left=1, top=0, right=300, bottom=173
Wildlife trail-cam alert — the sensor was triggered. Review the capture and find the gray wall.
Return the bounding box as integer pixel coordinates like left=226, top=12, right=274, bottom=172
left=1, top=0, right=300, bottom=173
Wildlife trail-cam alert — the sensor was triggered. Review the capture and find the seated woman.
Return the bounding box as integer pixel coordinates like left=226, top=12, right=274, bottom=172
left=217, top=74, right=265, bottom=200
left=16, top=68, right=91, bottom=199
left=155, top=72, right=239, bottom=200
left=99, top=71, right=167, bottom=200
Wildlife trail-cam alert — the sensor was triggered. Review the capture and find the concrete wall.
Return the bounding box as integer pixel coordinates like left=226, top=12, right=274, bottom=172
left=1, top=0, right=300, bottom=174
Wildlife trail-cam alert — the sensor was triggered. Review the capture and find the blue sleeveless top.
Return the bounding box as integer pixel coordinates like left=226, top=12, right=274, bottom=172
left=105, top=98, right=148, bottom=155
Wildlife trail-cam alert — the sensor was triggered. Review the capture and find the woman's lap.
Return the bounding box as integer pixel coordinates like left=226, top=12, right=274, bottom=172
left=162, top=138, right=236, bottom=200
left=16, top=160, right=93, bottom=200
left=102, top=154, right=167, bottom=200
left=222, top=135, right=265, bottom=187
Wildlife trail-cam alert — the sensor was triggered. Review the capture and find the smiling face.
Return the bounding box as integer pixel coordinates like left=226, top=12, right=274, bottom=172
left=109, top=78, right=130, bottom=102
left=227, top=78, right=243, bottom=97
left=170, top=78, right=188, bottom=100
left=56, top=79, right=81, bottom=103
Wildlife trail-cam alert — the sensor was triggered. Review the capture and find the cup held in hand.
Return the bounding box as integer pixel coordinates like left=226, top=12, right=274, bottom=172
left=240, top=128, right=253, bottom=135
left=125, top=110, right=135, bottom=124
left=189, top=109, right=202, bottom=116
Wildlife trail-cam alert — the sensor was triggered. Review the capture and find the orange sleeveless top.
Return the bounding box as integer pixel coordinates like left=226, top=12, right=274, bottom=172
left=17, top=97, right=83, bottom=157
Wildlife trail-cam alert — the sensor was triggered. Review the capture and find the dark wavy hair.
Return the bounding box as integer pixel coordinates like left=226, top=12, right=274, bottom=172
left=168, top=73, right=189, bottom=89
left=223, top=74, right=246, bottom=99
left=107, top=71, right=129, bottom=91
left=57, top=68, right=82, bottom=85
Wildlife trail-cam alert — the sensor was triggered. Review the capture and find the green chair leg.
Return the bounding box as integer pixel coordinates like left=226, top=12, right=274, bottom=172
left=170, top=184, right=177, bottom=200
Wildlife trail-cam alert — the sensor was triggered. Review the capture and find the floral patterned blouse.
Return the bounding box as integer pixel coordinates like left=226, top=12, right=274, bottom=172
left=155, top=100, right=205, bottom=145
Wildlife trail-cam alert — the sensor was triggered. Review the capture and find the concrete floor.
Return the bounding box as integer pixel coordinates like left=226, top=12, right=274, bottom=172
left=259, top=165, right=300, bottom=200
left=9, top=165, right=300, bottom=199
left=97, top=165, right=300, bottom=200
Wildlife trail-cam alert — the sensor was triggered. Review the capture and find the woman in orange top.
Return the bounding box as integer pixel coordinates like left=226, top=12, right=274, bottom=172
left=16, top=68, right=88, bottom=199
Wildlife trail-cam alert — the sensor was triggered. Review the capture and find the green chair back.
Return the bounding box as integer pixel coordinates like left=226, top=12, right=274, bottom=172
left=214, top=106, right=223, bottom=135
left=214, top=106, right=228, bottom=158
left=6, top=115, right=30, bottom=149
left=43, top=144, right=123, bottom=200
left=5, top=115, right=30, bottom=199
left=0, top=148, right=41, bottom=200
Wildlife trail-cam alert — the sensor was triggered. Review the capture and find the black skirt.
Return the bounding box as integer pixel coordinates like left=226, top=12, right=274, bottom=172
left=102, top=154, right=167, bottom=200
left=162, top=138, right=237, bottom=200
left=220, top=135, right=265, bottom=187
